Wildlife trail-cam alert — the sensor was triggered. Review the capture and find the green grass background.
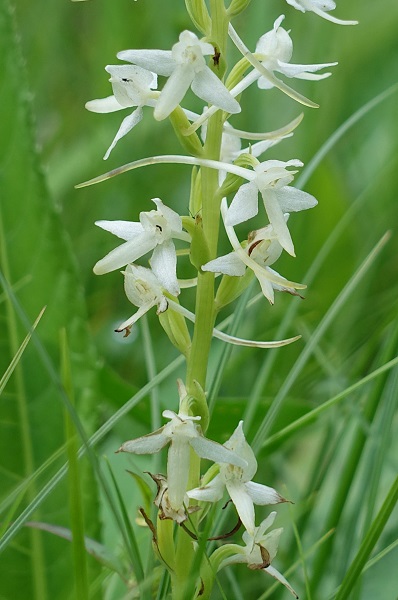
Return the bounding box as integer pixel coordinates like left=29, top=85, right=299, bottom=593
left=1, top=0, right=397, bottom=598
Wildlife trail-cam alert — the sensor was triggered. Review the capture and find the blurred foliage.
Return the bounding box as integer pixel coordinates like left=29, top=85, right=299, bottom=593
left=1, top=0, right=397, bottom=598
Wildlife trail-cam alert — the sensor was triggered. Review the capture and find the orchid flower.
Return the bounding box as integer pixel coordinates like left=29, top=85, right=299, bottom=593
left=80, top=154, right=317, bottom=257
left=117, top=30, right=241, bottom=121
left=203, top=200, right=306, bottom=304
left=86, top=64, right=158, bottom=159
left=117, top=264, right=301, bottom=349
left=225, top=159, right=317, bottom=256
left=79, top=154, right=317, bottom=256
left=115, top=264, right=169, bottom=333
left=286, top=0, right=358, bottom=25
left=118, top=403, right=247, bottom=511
left=184, top=14, right=335, bottom=134
left=93, top=198, right=190, bottom=295
left=253, top=15, right=336, bottom=90
left=218, top=512, right=299, bottom=598
left=187, top=422, right=286, bottom=535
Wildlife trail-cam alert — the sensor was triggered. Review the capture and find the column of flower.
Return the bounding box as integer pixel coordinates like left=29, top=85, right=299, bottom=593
left=79, top=0, right=357, bottom=597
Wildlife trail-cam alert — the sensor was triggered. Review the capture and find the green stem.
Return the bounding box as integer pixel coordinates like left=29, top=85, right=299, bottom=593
left=171, top=3, right=230, bottom=599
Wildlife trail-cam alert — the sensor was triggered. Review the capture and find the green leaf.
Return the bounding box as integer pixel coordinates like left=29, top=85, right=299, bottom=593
left=25, top=522, right=127, bottom=580
left=0, top=2, right=100, bottom=599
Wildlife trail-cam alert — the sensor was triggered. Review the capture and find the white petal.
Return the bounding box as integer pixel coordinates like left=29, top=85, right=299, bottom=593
left=253, top=269, right=275, bottom=304
left=150, top=241, right=179, bottom=296
left=256, top=511, right=277, bottom=538
left=154, top=64, right=194, bottom=121
left=167, top=437, right=191, bottom=509
left=95, top=220, right=144, bottom=241
left=189, top=437, right=247, bottom=468
left=223, top=422, right=258, bottom=480
left=202, top=252, right=246, bottom=277
left=191, top=68, right=241, bottom=114
left=261, top=189, right=295, bottom=256
left=105, top=64, right=157, bottom=106
left=118, top=429, right=168, bottom=454
left=103, top=107, right=144, bottom=160
left=226, top=480, right=255, bottom=534
left=277, top=59, right=336, bottom=79
left=186, top=475, right=225, bottom=503
left=93, top=234, right=157, bottom=275
left=310, top=6, right=358, bottom=25
left=85, top=95, right=123, bottom=113
left=276, top=185, right=318, bottom=212
left=245, top=481, right=285, bottom=505
left=152, top=198, right=182, bottom=234
left=117, top=49, right=175, bottom=76
left=264, top=565, right=299, bottom=598
left=115, top=303, right=155, bottom=332
left=225, top=182, right=259, bottom=226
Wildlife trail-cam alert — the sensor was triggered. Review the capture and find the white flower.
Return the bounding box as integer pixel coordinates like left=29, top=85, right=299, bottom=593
left=203, top=202, right=306, bottom=304
left=118, top=402, right=247, bottom=511
left=225, top=159, right=317, bottom=256
left=187, top=422, right=286, bottom=535
left=115, top=264, right=169, bottom=334
left=93, top=198, right=190, bottom=295
left=219, top=512, right=299, bottom=598
left=117, top=30, right=241, bottom=120
left=86, top=64, right=158, bottom=159
left=254, top=15, right=337, bottom=90
left=286, top=0, right=358, bottom=25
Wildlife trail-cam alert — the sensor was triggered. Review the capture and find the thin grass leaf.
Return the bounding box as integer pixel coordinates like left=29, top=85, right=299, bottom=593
left=24, top=522, right=127, bottom=580
left=252, top=232, right=391, bottom=452
left=296, top=82, right=398, bottom=189
left=289, top=504, right=312, bottom=600
left=0, top=353, right=184, bottom=554
left=105, top=460, right=145, bottom=585
left=0, top=307, right=45, bottom=396
left=333, top=476, right=398, bottom=600
left=261, top=355, right=398, bottom=449
left=61, top=330, right=89, bottom=600
left=310, top=324, right=398, bottom=591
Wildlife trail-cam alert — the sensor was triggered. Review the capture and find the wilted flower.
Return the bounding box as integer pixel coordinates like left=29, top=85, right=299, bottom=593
left=285, top=0, right=358, bottom=26
left=118, top=399, right=247, bottom=511
left=86, top=64, right=158, bottom=159
left=187, top=422, right=286, bottom=535
left=117, top=30, right=241, bottom=120
left=93, top=198, right=189, bottom=295
left=218, top=512, right=299, bottom=598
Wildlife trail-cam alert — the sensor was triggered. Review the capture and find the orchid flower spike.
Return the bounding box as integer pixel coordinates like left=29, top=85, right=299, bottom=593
left=225, top=159, right=317, bottom=256
left=203, top=201, right=306, bottom=304
left=187, top=421, right=287, bottom=535
left=117, top=30, right=241, bottom=121
left=86, top=64, right=158, bottom=159
left=286, top=0, right=358, bottom=25
left=253, top=15, right=337, bottom=90
left=219, top=512, right=299, bottom=598
left=118, top=402, right=247, bottom=511
left=93, top=198, right=190, bottom=295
